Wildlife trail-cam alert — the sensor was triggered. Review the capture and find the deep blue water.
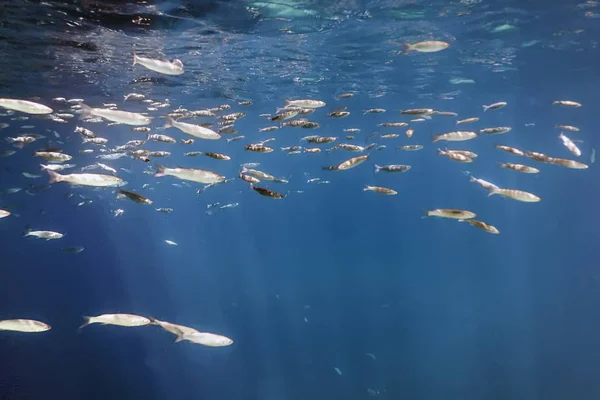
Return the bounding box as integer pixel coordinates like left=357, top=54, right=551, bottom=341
left=1, top=0, right=600, bottom=399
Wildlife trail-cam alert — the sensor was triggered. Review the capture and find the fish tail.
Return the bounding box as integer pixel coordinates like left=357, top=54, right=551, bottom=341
left=79, top=103, right=93, bottom=119
left=46, top=169, right=62, bottom=184
left=22, top=224, right=31, bottom=237
left=469, top=175, right=476, bottom=182
left=78, top=316, right=93, bottom=331
left=373, top=164, right=381, bottom=173
left=421, top=210, right=430, bottom=219
left=482, top=105, right=489, bottom=112
left=164, top=115, right=174, bottom=128
left=132, top=52, right=138, bottom=66
left=40, top=164, right=48, bottom=171
left=363, top=186, right=370, bottom=191
left=432, top=133, right=440, bottom=143
left=399, top=43, right=412, bottom=54
left=283, top=99, right=291, bottom=107
left=436, top=148, right=443, bottom=155
left=153, top=164, right=166, bottom=178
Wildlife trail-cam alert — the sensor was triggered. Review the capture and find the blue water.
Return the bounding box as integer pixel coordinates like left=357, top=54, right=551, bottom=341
left=2, top=0, right=600, bottom=399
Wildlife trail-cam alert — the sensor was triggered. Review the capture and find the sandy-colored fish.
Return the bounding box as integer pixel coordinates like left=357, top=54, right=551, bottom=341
left=437, top=149, right=473, bottom=162
left=401, top=41, right=450, bottom=53
left=333, top=155, right=369, bottom=171
left=482, top=102, right=507, bottom=111
left=558, top=133, right=581, bottom=157
left=459, top=219, right=500, bottom=234
left=47, top=170, right=125, bottom=187
left=480, top=127, right=512, bottom=135
left=154, top=164, right=225, bottom=184
left=425, top=209, right=476, bottom=219
left=164, top=116, right=220, bottom=140
left=0, top=319, right=51, bottom=332
left=132, top=53, right=184, bottom=75
left=284, top=99, right=326, bottom=108
left=446, top=149, right=478, bottom=158
left=35, top=151, right=72, bottom=163
left=487, top=187, right=541, bottom=202
left=556, top=125, right=579, bottom=132
left=432, top=131, right=478, bottom=143
left=79, top=314, right=151, bottom=329
left=553, top=100, right=581, bottom=107
left=374, top=164, right=411, bottom=173
left=175, top=331, right=234, bottom=347
left=363, top=185, right=397, bottom=195
left=469, top=175, right=499, bottom=191
left=397, top=145, right=423, bottom=151
left=0, top=209, right=10, bottom=218
left=118, top=189, right=152, bottom=204
left=456, top=117, right=479, bottom=125
left=547, top=157, right=588, bottom=169
left=24, top=229, right=63, bottom=240
left=80, top=104, right=151, bottom=126
left=499, top=163, right=539, bottom=174
left=495, top=145, right=525, bottom=157
left=0, top=98, right=53, bottom=114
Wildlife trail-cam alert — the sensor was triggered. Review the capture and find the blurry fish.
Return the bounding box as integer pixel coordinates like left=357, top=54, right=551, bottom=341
left=24, top=228, right=63, bottom=240
left=459, top=219, right=500, bottom=234
left=495, top=144, right=525, bottom=156
left=132, top=53, right=184, bottom=75
left=487, top=187, right=541, bottom=202
left=482, top=102, right=507, bottom=111
left=425, top=209, right=476, bottom=219
left=433, top=131, right=478, bottom=143
left=401, top=41, right=450, bottom=53
left=0, top=209, right=11, bottom=218
left=499, top=163, right=539, bottom=174
left=0, top=98, right=53, bottom=114
left=553, top=100, right=582, bottom=107
left=397, top=145, right=423, bottom=151
left=558, top=133, right=581, bottom=157
left=363, top=185, right=397, bottom=195
left=251, top=185, right=286, bottom=199
left=80, top=104, right=151, bottom=126
left=62, top=246, right=85, bottom=254
left=79, top=314, right=151, bottom=330
left=283, top=99, right=326, bottom=108
left=164, top=116, right=220, bottom=140
left=480, top=127, right=511, bottom=135
left=154, top=164, right=225, bottom=184
left=164, top=240, right=178, bottom=246
left=374, top=164, right=411, bottom=173
left=456, top=117, right=479, bottom=125
left=117, top=189, right=152, bottom=204
left=0, top=319, right=51, bottom=332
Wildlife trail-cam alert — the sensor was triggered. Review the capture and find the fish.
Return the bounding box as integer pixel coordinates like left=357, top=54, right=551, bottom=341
left=499, top=163, right=540, bottom=174
left=468, top=175, right=499, bottom=191
left=482, top=102, right=507, bottom=112
left=459, top=219, right=500, bottom=234
left=401, top=108, right=434, bottom=116
left=61, top=246, right=85, bottom=254
left=175, top=331, right=234, bottom=347
left=0, top=209, right=10, bottom=218
left=164, top=240, right=178, bottom=246
left=0, top=319, right=51, bottom=332
left=553, top=100, right=582, bottom=107
left=432, top=131, right=478, bottom=143
left=132, top=53, right=184, bottom=75
left=487, top=187, right=541, bottom=202
left=79, top=104, right=152, bottom=126
left=0, top=98, right=53, bottom=114
left=556, top=125, right=579, bottom=132
left=374, top=164, right=411, bottom=173
left=363, top=185, right=397, bottom=195
left=283, top=99, right=326, bottom=108
left=558, top=133, right=581, bottom=157
left=24, top=229, right=63, bottom=240
left=437, top=149, right=472, bottom=163
left=47, top=170, right=125, bottom=187
left=154, top=164, right=225, bottom=184
left=34, top=151, right=73, bottom=163
left=425, top=209, right=476, bottom=219
left=401, top=41, right=450, bottom=53
left=480, top=127, right=512, bottom=135
left=117, top=189, right=152, bottom=204
left=495, top=145, right=525, bottom=157
left=79, top=314, right=152, bottom=330
left=397, top=145, right=423, bottom=151
left=251, top=185, right=286, bottom=199
left=456, top=117, right=479, bottom=125
left=164, top=115, right=220, bottom=140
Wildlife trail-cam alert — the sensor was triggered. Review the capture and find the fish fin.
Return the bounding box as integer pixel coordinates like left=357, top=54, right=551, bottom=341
left=399, top=43, right=412, bottom=54
left=46, top=169, right=62, bottom=184
left=132, top=52, right=137, bottom=66
left=153, top=164, right=166, bottom=178
left=78, top=316, right=93, bottom=331
left=79, top=103, right=93, bottom=119
left=174, top=335, right=185, bottom=343
left=14, top=142, right=24, bottom=149
left=164, top=115, right=174, bottom=128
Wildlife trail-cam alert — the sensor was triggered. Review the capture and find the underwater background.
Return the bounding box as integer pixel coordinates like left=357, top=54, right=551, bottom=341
left=1, top=0, right=600, bottom=399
